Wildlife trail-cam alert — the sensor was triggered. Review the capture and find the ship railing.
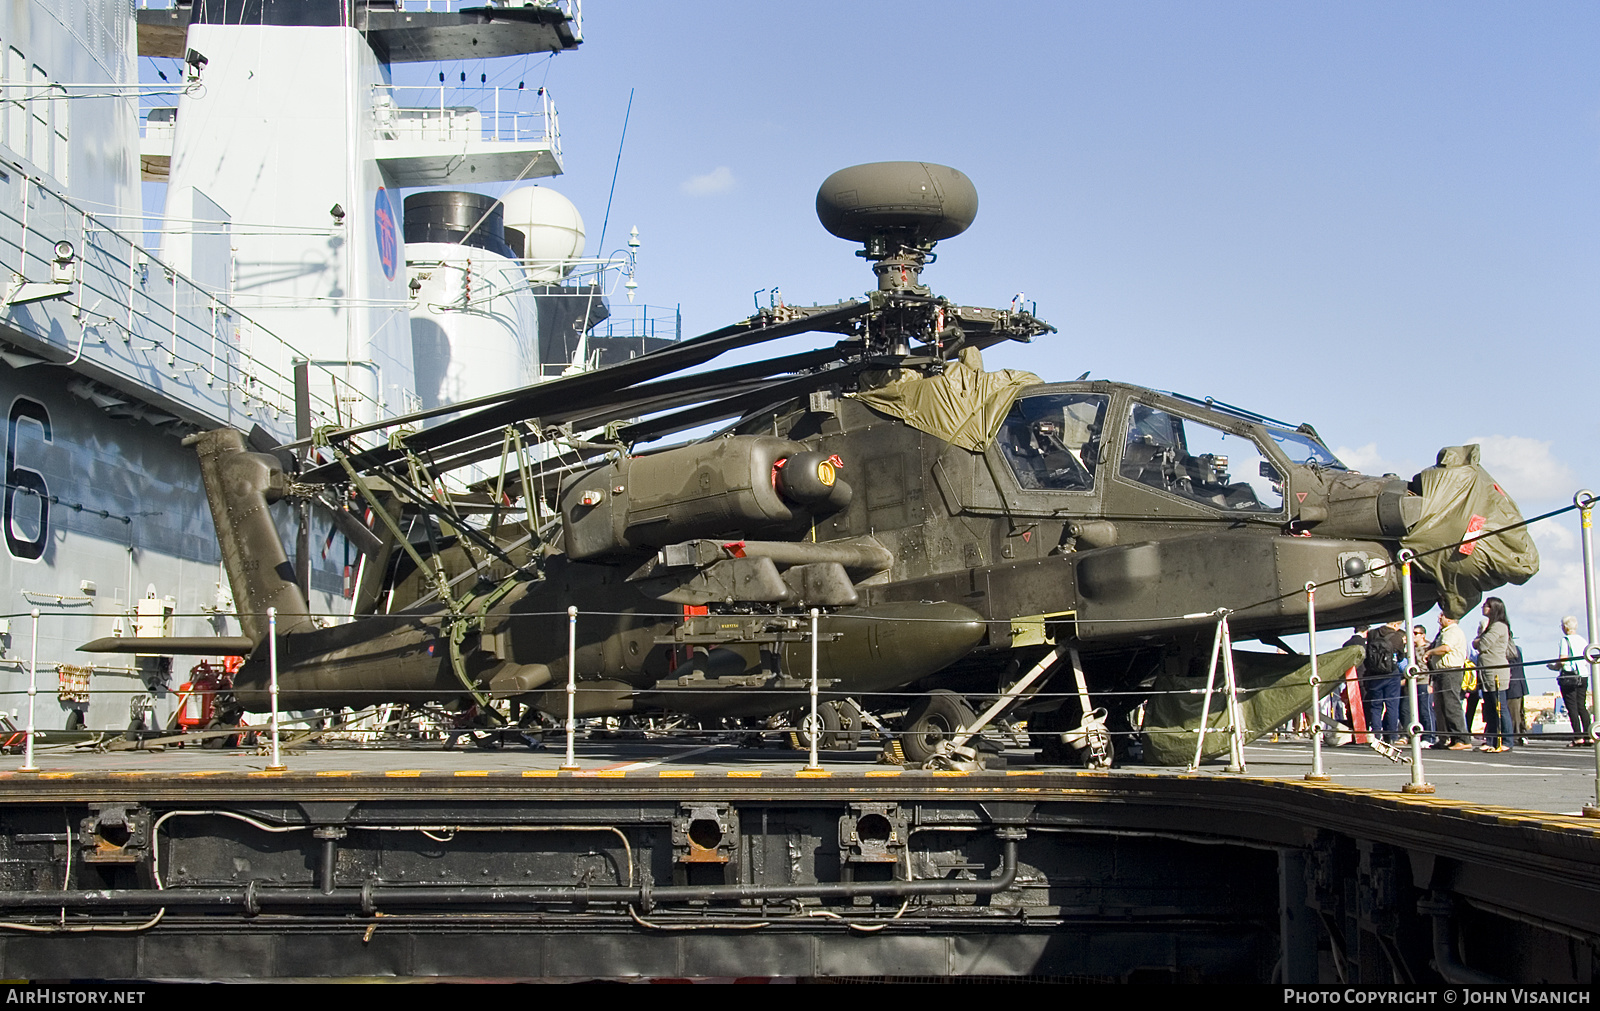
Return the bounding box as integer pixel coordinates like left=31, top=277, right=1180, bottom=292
left=139, top=106, right=176, bottom=143
left=0, top=493, right=1591, bottom=781
left=137, top=0, right=582, bottom=23
left=386, top=0, right=581, bottom=29
left=0, top=164, right=392, bottom=443
left=525, top=290, right=680, bottom=377
left=0, top=520, right=1593, bottom=783
left=398, top=255, right=635, bottom=336
left=590, top=303, right=682, bottom=342
left=405, top=255, right=631, bottom=292
left=372, top=85, right=560, bottom=156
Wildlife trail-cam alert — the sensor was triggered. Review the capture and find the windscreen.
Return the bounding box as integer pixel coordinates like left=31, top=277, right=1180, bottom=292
left=1120, top=404, right=1284, bottom=512
left=1267, top=429, right=1346, bottom=469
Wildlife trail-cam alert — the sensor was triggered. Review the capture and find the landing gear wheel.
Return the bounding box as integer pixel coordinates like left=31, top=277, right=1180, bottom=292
left=787, top=702, right=842, bottom=751
left=1080, top=740, right=1113, bottom=769
left=825, top=699, right=863, bottom=751
left=899, top=690, right=976, bottom=766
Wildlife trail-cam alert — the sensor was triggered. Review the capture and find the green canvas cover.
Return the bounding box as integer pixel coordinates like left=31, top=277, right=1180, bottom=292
left=1141, top=644, right=1363, bottom=766
left=850, top=346, right=1042, bottom=452
left=1401, top=444, right=1540, bottom=619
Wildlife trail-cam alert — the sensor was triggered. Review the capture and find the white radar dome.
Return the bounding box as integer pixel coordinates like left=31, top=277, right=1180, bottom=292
left=499, top=185, right=585, bottom=282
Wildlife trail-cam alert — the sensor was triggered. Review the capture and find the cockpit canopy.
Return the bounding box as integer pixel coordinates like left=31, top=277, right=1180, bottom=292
left=990, top=383, right=1348, bottom=517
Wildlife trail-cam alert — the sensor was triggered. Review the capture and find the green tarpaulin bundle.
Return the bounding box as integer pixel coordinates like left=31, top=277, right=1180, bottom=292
left=850, top=346, right=1041, bottom=452
left=1402, top=444, right=1539, bottom=620
left=1141, top=644, right=1364, bottom=766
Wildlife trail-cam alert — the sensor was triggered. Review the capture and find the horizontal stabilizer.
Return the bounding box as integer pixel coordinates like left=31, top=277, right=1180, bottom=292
left=79, top=636, right=256, bottom=656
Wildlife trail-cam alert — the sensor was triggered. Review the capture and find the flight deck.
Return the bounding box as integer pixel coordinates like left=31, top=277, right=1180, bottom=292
left=0, top=736, right=1593, bottom=982
left=1, top=735, right=1598, bottom=817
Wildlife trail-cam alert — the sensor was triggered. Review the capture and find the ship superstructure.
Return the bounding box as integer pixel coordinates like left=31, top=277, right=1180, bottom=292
left=0, top=0, right=653, bottom=734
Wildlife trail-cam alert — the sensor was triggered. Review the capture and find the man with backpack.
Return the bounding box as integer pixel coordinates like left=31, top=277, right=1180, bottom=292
left=1364, top=621, right=1408, bottom=744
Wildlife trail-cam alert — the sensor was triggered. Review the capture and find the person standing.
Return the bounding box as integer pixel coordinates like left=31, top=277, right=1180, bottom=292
left=1406, top=623, right=1436, bottom=745
left=1552, top=616, right=1592, bottom=745
left=1474, top=596, right=1514, bottom=753
left=1364, top=622, right=1406, bottom=744
left=1427, top=613, right=1472, bottom=749
left=1506, top=635, right=1528, bottom=747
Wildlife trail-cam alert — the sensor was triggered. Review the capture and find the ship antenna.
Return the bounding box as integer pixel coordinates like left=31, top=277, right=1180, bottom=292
left=596, top=88, right=634, bottom=256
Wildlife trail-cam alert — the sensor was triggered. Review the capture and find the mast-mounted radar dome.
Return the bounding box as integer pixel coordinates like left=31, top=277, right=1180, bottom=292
left=816, top=162, right=977, bottom=246
left=816, top=162, right=977, bottom=292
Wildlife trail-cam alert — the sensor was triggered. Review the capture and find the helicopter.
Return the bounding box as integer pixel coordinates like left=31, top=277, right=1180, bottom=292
left=82, top=162, right=1539, bottom=765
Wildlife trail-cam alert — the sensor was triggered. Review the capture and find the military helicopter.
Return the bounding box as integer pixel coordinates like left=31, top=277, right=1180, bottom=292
left=82, top=162, right=1538, bottom=765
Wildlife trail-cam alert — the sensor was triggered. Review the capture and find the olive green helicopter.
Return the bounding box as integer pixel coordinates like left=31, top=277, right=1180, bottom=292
left=83, top=162, right=1538, bottom=767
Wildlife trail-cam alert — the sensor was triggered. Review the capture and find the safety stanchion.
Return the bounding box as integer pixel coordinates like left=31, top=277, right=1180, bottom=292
left=264, top=606, right=285, bottom=772
left=18, top=609, right=38, bottom=774
left=1304, top=583, right=1328, bottom=782
left=1189, top=611, right=1226, bottom=772
left=1577, top=491, right=1600, bottom=818
left=1398, top=550, right=1433, bottom=794
left=1219, top=616, right=1246, bottom=774
left=805, top=607, right=821, bottom=771
left=561, top=605, right=579, bottom=771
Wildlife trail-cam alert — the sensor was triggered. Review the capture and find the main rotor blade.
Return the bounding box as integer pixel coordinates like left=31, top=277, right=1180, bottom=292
left=302, top=301, right=866, bottom=470
left=399, top=301, right=867, bottom=452
left=551, top=344, right=856, bottom=428
left=616, top=357, right=897, bottom=444
left=415, top=346, right=862, bottom=477
left=422, top=378, right=786, bottom=477
left=300, top=322, right=866, bottom=484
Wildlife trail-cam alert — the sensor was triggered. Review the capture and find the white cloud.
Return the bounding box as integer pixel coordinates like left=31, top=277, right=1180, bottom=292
left=1463, top=435, right=1578, bottom=504
left=1496, top=518, right=1589, bottom=690
left=680, top=166, right=736, bottom=196
left=1331, top=442, right=1418, bottom=478
left=1437, top=439, right=1581, bottom=657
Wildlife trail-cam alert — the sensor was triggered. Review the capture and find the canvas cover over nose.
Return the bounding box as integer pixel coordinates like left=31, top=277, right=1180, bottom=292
left=1402, top=444, right=1540, bottom=619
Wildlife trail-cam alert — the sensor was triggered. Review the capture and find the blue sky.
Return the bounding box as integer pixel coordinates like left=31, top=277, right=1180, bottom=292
left=418, top=2, right=1597, bottom=679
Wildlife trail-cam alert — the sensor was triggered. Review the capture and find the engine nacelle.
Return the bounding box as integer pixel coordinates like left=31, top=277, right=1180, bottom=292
left=560, top=437, right=851, bottom=560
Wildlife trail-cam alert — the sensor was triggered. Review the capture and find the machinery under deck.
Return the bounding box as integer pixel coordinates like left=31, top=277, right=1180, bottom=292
left=0, top=739, right=1594, bottom=982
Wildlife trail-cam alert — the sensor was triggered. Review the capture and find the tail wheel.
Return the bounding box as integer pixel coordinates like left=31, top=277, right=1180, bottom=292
left=200, top=724, right=232, bottom=750
left=899, top=690, right=976, bottom=765
left=205, top=696, right=245, bottom=749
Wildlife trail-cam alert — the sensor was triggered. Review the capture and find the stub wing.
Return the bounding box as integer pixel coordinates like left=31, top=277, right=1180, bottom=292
left=79, top=636, right=255, bottom=656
